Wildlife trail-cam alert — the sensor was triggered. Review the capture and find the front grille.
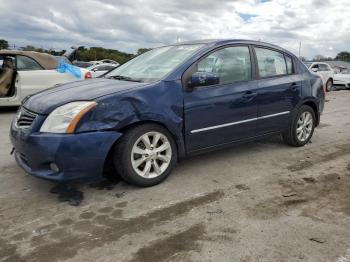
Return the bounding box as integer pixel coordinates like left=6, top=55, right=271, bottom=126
left=16, top=107, right=37, bottom=128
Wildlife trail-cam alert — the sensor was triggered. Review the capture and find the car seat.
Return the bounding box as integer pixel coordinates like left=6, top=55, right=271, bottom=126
left=0, top=58, right=14, bottom=97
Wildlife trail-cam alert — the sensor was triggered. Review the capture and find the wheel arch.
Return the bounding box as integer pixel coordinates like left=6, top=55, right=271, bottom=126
left=118, top=120, right=182, bottom=155
left=302, top=100, right=319, bottom=126
left=102, top=120, right=185, bottom=181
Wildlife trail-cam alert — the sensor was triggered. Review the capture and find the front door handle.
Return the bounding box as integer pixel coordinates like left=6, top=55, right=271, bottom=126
left=290, top=82, right=298, bottom=90
left=242, top=91, right=257, bottom=99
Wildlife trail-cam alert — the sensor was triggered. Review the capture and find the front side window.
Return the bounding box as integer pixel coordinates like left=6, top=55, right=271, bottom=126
left=197, top=46, right=252, bottom=84
left=105, top=44, right=203, bottom=82
left=255, top=48, right=287, bottom=77
left=16, top=55, right=42, bottom=71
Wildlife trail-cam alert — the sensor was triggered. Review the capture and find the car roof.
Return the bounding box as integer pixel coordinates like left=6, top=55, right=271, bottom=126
left=0, top=50, right=58, bottom=69
left=165, top=39, right=296, bottom=57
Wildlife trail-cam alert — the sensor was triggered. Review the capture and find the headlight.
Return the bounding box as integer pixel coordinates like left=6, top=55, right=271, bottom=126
left=40, top=101, right=97, bottom=133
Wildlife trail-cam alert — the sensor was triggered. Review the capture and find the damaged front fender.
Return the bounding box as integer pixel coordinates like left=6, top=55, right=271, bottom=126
left=75, top=81, right=186, bottom=157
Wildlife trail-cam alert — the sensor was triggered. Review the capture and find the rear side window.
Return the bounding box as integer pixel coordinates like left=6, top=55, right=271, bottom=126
left=318, top=64, right=331, bottom=71
left=94, top=65, right=106, bottom=71
left=285, top=56, right=293, bottom=74
left=197, top=46, right=252, bottom=84
left=255, top=48, right=287, bottom=77
left=16, top=55, right=42, bottom=71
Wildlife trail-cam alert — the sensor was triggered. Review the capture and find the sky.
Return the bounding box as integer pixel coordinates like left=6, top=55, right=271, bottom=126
left=0, top=0, right=349, bottom=59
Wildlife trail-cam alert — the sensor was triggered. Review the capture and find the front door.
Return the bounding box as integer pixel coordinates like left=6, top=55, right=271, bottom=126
left=184, top=45, right=258, bottom=152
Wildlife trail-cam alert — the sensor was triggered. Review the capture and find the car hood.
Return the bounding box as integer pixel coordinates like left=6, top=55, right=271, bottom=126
left=23, top=78, right=149, bottom=114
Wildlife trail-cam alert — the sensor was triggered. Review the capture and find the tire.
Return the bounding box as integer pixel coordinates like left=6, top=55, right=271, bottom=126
left=282, top=105, right=316, bottom=147
left=113, top=124, right=177, bottom=187
left=325, top=79, right=333, bottom=92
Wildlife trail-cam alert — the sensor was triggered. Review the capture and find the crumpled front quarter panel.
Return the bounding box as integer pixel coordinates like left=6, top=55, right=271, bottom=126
left=76, top=81, right=185, bottom=155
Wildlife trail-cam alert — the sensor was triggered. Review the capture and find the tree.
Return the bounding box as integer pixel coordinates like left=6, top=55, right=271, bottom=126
left=0, top=39, right=9, bottom=50
left=335, top=51, right=350, bottom=62
left=313, top=54, right=326, bottom=61
left=137, top=48, right=152, bottom=55
left=22, top=45, right=37, bottom=51
left=299, top=56, right=307, bottom=62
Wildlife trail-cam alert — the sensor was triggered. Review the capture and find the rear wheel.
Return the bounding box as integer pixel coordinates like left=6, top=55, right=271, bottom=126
left=283, top=105, right=316, bottom=147
left=325, top=79, right=333, bottom=92
left=113, top=124, right=177, bottom=187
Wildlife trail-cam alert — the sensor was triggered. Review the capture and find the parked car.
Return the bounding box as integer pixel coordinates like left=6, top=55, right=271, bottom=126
left=304, top=62, right=334, bottom=92
left=89, top=59, right=119, bottom=66
left=0, top=50, right=90, bottom=107
left=86, top=63, right=118, bottom=78
left=333, top=68, right=350, bottom=89
left=10, top=40, right=324, bottom=187
left=72, top=61, right=94, bottom=68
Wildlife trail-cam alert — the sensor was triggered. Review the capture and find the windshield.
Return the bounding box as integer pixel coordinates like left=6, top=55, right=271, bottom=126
left=105, top=44, right=203, bottom=82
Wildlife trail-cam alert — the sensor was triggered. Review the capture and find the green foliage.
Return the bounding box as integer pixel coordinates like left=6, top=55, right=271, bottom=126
left=137, top=48, right=152, bottom=55
left=335, top=51, right=350, bottom=62
left=77, top=47, right=134, bottom=64
left=0, top=38, right=146, bottom=64
left=0, top=39, right=9, bottom=49
left=21, top=45, right=65, bottom=56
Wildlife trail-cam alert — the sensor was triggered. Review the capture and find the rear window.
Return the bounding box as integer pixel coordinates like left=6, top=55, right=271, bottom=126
left=16, top=55, right=43, bottom=71
left=255, top=48, right=287, bottom=77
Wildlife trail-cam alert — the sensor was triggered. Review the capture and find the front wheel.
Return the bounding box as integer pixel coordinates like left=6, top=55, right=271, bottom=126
left=325, top=79, right=333, bottom=92
left=113, top=124, right=177, bottom=187
left=283, top=105, right=316, bottom=147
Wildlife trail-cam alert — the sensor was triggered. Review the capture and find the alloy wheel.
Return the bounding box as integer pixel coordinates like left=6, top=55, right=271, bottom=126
left=326, top=80, right=332, bottom=92
left=296, top=111, right=313, bottom=142
left=131, top=131, right=172, bottom=179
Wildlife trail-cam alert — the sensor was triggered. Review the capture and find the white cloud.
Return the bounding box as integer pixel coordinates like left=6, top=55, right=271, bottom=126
left=0, top=0, right=349, bottom=59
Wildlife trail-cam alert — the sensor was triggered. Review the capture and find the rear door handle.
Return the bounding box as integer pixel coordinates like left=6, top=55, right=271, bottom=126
left=242, top=91, right=257, bottom=99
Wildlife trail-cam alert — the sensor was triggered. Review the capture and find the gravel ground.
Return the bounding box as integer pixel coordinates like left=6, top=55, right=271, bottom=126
left=0, top=90, right=350, bottom=262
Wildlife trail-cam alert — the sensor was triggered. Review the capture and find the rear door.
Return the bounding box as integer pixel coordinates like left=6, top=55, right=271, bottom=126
left=16, top=55, right=77, bottom=98
left=254, top=47, right=302, bottom=135
left=184, top=45, right=258, bottom=152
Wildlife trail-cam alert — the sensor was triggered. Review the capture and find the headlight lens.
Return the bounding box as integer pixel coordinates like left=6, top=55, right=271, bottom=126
left=40, top=101, right=97, bottom=133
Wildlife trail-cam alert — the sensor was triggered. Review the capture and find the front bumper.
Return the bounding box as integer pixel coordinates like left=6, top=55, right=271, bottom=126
left=10, top=117, right=122, bottom=182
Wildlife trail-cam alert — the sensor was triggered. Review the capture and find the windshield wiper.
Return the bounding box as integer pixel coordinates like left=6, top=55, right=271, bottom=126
left=107, top=75, right=143, bottom=82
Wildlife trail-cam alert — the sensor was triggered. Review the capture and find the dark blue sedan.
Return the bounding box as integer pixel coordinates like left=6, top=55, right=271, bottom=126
left=10, top=40, right=325, bottom=187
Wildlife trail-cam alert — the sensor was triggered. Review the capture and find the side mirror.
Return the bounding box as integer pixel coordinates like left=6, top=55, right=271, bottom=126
left=188, top=72, right=219, bottom=88
left=311, top=68, right=318, bottom=72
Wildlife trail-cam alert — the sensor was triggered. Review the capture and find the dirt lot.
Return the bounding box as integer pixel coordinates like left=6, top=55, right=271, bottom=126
left=0, top=91, right=350, bottom=262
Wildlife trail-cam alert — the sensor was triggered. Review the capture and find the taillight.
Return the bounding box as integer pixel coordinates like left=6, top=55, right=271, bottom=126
left=85, top=72, right=92, bottom=79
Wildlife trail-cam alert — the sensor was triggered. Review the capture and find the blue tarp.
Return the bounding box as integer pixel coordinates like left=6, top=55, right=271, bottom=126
left=56, top=59, right=81, bottom=79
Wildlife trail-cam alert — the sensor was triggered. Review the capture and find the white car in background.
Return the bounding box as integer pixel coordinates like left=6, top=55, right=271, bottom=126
left=333, top=68, right=350, bottom=89
left=89, top=59, right=119, bottom=66
left=86, top=63, right=119, bottom=78
left=304, top=62, right=334, bottom=92
left=0, top=50, right=89, bottom=107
